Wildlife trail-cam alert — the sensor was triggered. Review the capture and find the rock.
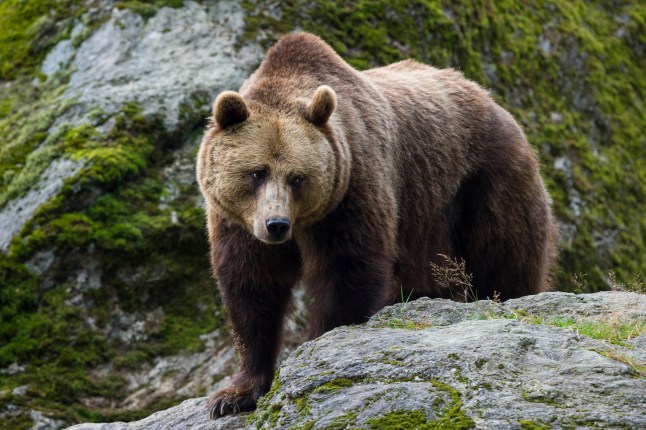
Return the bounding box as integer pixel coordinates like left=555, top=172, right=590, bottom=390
left=61, top=1, right=263, bottom=130
left=41, top=39, right=75, bottom=77
left=503, top=291, right=646, bottom=320
left=367, top=291, right=646, bottom=328
left=69, top=292, right=645, bottom=429
left=0, top=157, right=83, bottom=251
left=65, top=398, right=246, bottom=430
left=117, top=341, right=238, bottom=411
left=29, top=410, right=67, bottom=430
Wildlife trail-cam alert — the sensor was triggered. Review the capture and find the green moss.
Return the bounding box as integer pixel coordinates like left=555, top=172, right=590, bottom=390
left=0, top=0, right=84, bottom=79
left=521, top=392, right=561, bottom=407
left=313, top=377, right=356, bottom=393
left=508, top=313, right=645, bottom=346
left=112, top=349, right=152, bottom=370
left=367, top=395, right=476, bottom=430
left=0, top=412, right=33, bottom=430
left=323, top=412, right=359, bottom=430
left=248, top=372, right=285, bottom=426
left=429, top=380, right=475, bottom=428
left=0, top=77, right=75, bottom=209
left=520, top=420, right=552, bottom=430
left=0, top=263, right=118, bottom=418
left=253, top=377, right=474, bottom=429
left=368, top=410, right=429, bottom=430
left=0, top=99, right=217, bottom=422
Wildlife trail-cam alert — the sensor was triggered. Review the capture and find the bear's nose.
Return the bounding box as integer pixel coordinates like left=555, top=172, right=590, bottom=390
left=266, top=217, right=291, bottom=240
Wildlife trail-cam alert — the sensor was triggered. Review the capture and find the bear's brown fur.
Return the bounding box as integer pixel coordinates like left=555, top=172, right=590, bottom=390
left=196, top=32, right=557, bottom=418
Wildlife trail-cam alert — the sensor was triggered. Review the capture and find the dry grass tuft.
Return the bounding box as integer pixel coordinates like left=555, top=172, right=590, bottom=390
left=430, top=254, right=476, bottom=302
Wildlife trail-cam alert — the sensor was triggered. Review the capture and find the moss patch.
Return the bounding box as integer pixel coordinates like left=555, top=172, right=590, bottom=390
left=520, top=420, right=552, bottom=430
left=0, top=102, right=218, bottom=422
left=506, top=311, right=645, bottom=346
left=0, top=0, right=84, bottom=80
left=313, top=377, right=355, bottom=393
left=367, top=382, right=475, bottom=430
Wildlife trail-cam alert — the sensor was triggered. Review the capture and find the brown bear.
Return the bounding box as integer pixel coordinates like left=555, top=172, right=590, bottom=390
left=196, top=32, right=557, bottom=418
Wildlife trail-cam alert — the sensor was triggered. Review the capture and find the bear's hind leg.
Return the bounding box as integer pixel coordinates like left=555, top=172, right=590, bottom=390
left=455, top=168, right=554, bottom=300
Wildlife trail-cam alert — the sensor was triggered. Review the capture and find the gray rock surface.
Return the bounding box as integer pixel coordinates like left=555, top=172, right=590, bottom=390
left=66, top=398, right=246, bottom=430
left=67, top=292, right=646, bottom=430
left=0, top=157, right=82, bottom=251
left=61, top=1, right=263, bottom=130
left=367, top=291, right=646, bottom=328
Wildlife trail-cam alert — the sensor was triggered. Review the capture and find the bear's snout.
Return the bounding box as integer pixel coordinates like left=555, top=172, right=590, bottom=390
left=265, top=217, right=291, bottom=242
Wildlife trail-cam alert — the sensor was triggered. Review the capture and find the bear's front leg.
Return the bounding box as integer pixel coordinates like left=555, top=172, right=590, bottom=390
left=207, top=220, right=300, bottom=419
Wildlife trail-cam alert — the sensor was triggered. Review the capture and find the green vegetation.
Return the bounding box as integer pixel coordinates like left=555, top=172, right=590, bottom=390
left=594, top=348, right=646, bottom=378
left=0, top=102, right=220, bottom=421
left=313, top=377, right=355, bottom=393
left=365, top=381, right=474, bottom=429
left=520, top=420, right=552, bottom=430
left=0, top=0, right=84, bottom=80
left=0, top=76, right=74, bottom=208
left=323, top=412, right=358, bottom=430
left=505, top=310, right=645, bottom=346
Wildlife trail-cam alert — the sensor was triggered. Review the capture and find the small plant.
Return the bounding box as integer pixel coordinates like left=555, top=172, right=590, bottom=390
left=608, top=269, right=621, bottom=291
left=607, top=270, right=645, bottom=294
left=491, top=290, right=502, bottom=304
left=430, top=254, right=475, bottom=302
left=385, top=286, right=418, bottom=330
left=627, top=274, right=645, bottom=293
left=571, top=272, right=589, bottom=294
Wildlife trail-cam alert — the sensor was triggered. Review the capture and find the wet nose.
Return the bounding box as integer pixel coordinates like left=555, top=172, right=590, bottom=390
left=266, top=217, right=291, bottom=240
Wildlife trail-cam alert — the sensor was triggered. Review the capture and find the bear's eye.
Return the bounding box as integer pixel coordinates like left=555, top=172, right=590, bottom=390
left=289, top=174, right=305, bottom=188
left=250, top=169, right=267, bottom=185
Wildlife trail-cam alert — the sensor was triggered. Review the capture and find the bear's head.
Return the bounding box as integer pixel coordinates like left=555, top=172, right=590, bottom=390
left=197, top=86, right=351, bottom=244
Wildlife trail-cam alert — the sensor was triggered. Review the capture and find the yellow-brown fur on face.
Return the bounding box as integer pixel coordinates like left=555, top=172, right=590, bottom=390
left=197, top=100, right=341, bottom=244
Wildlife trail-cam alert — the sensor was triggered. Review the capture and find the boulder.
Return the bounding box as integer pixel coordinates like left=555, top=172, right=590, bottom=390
left=67, top=292, right=646, bottom=429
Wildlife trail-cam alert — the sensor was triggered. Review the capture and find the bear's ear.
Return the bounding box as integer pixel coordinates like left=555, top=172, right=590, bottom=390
left=308, top=85, right=336, bottom=126
left=213, top=91, right=250, bottom=129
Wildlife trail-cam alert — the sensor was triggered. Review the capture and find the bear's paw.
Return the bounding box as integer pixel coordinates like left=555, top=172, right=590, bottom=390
left=207, top=384, right=259, bottom=419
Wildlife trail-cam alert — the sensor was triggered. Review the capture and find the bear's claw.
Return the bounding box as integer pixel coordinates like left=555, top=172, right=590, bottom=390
left=207, top=388, right=257, bottom=419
